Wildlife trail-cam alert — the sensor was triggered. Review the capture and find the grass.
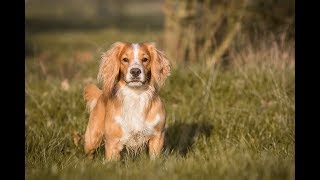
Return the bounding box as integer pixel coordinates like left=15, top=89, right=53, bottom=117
left=25, top=2, right=294, bottom=178
left=25, top=29, right=294, bottom=179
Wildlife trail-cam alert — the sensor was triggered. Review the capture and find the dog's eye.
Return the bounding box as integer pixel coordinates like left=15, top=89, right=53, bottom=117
left=142, top=57, right=148, bottom=62
left=122, top=58, right=129, bottom=62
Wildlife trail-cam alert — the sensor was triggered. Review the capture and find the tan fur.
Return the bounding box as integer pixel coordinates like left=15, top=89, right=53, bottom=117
left=147, top=43, right=171, bottom=88
left=84, top=94, right=105, bottom=159
left=97, top=42, right=125, bottom=97
left=83, top=84, right=102, bottom=112
left=83, top=42, right=171, bottom=160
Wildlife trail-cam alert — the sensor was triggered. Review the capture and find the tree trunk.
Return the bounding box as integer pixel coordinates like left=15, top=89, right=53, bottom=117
left=163, top=0, right=248, bottom=65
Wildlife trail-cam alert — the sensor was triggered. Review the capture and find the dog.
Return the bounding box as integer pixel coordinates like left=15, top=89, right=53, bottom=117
left=83, top=42, right=171, bottom=160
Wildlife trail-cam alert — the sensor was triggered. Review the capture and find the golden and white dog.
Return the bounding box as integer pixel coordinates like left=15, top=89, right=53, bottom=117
left=83, top=42, right=170, bottom=160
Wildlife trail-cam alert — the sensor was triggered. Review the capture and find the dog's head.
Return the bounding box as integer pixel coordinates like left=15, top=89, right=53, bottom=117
left=97, top=42, right=171, bottom=96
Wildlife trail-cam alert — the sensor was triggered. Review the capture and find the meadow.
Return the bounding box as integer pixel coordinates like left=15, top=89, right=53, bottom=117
left=25, top=1, right=295, bottom=179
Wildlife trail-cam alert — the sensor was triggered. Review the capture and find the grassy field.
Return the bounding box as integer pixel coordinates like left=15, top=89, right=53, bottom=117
left=26, top=2, right=294, bottom=179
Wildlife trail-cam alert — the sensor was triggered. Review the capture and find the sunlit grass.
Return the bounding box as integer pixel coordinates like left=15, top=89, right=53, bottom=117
left=25, top=27, right=294, bottom=179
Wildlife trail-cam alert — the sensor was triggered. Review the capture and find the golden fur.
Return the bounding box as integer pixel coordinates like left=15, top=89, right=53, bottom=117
left=83, top=42, right=170, bottom=160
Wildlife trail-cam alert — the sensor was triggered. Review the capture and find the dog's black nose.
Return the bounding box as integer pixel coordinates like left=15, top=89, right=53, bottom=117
left=130, top=68, right=141, bottom=77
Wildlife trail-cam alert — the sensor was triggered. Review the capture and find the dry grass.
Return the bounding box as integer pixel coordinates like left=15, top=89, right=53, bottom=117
left=26, top=27, right=294, bottom=179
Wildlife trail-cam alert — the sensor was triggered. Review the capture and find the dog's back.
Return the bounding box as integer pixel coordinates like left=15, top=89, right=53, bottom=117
left=83, top=84, right=102, bottom=112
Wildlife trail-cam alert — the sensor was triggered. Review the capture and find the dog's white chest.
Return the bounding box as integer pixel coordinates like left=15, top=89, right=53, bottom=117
left=114, top=87, right=160, bottom=149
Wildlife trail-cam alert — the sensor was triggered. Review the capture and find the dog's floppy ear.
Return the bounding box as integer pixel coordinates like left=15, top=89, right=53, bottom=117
left=147, top=42, right=171, bottom=88
left=97, top=42, right=125, bottom=96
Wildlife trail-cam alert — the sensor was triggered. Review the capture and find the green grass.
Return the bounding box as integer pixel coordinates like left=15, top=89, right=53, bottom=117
left=26, top=25, right=294, bottom=179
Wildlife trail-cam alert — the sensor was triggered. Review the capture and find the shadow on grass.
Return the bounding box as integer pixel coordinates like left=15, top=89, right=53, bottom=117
left=164, top=122, right=213, bottom=156
left=80, top=121, right=213, bottom=160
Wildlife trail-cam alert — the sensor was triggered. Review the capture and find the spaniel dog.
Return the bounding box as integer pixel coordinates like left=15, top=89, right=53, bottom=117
left=83, top=42, right=170, bottom=160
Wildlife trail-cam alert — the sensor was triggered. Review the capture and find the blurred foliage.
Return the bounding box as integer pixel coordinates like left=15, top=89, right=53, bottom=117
left=25, top=0, right=294, bottom=64
left=25, top=0, right=164, bottom=57
left=25, top=0, right=164, bottom=33
left=163, top=0, right=294, bottom=63
left=244, top=0, right=294, bottom=38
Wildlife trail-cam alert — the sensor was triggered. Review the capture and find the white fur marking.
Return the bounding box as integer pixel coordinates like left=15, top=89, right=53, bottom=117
left=132, top=43, right=140, bottom=64
left=114, top=86, right=160, bottom=150
left=88, top=99, right=97, bottom=112
left=146, top=114, right=161, bottom=127
left=126, top=43, right=146, bottom=87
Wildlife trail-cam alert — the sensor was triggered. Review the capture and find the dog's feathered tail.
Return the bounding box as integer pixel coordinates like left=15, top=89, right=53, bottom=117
left=83, top=84, right=102, bottom=112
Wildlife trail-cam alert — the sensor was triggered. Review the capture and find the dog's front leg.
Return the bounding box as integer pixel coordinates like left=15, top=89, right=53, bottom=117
left=148, top=131, right=164, bottom=159
left=105, top=138, right=123, bottom=161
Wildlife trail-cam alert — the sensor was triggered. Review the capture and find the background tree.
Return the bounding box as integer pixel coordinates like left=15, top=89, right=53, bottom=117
left=163, top=0, right=294, bottom=65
